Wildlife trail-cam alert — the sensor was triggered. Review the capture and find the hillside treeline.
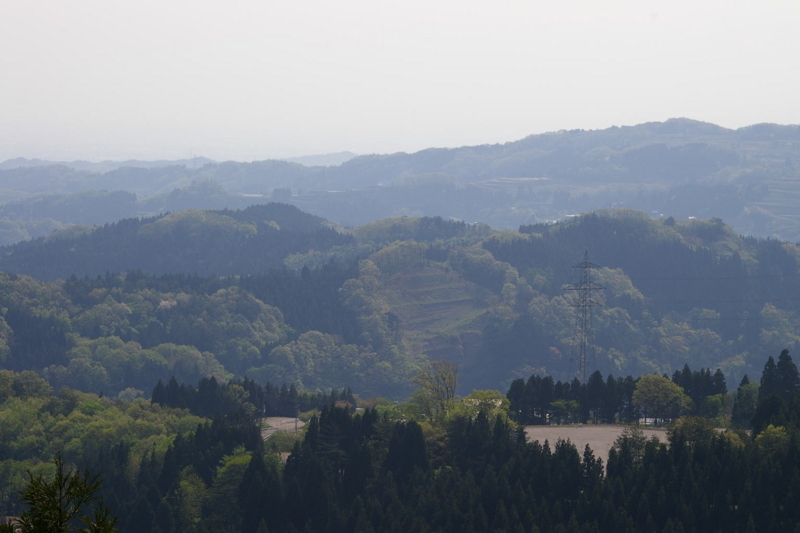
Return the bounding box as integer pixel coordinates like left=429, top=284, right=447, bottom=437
left=0, top=369, right=354, bottom=514
left=469, top=210, right=800, bottom=386
left=507, top=364, right=727, bottom=425
left=150, top=376, right=356, bottom=418
left=0, top=209, right=798, bottom=394
left=0, top=256, right=417, bottom=398
left=3, top=352, right=800, bottom=531
left=0, top=203, right=354, bottom=280
left=76, top=389, right=800, bottom=532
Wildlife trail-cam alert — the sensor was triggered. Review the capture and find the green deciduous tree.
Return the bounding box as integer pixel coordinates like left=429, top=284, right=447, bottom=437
left=633, top=374, right=691, bottom=425
left=755, top=424, right=789, bottom=454
left=668, top=416, right=716, bottom=447
left=410, top=360, right=458, bottom=425
left=452, top=389, right=511, bottom=421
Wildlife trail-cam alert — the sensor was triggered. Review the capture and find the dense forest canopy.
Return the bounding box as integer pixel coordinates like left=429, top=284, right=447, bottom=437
left=4, top=350, right=800, bottom=532
left=0, top=206, right=796, bottom=398
left=0, top=203, right=353, bottom=280
left=0, top=197, right=799, bottom=530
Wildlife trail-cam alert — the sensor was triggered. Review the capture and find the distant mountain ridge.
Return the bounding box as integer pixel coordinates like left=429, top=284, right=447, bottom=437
left=0, top=156, right=216, bottom=173
left=2, top=118, right=800, bottom=244
left=0, top=151, right=360, bottom=171
left=5, top=118, right=798, bottom=180
left=281, top=151, right=358, bottom=167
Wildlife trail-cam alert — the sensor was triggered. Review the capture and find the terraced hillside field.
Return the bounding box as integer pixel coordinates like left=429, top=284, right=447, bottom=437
left=753, top=175, right=800, bottom=240
left=381, top=264, right=497, bottom=370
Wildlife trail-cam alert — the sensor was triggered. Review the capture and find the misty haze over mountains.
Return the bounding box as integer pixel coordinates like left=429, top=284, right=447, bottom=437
left=3, top=116, right=800, bottom=533
left=5, top=2, right=800, bottom=529
left=1, top=118, right=799, bottom=246
left=0, top=151, right=359, bottom=173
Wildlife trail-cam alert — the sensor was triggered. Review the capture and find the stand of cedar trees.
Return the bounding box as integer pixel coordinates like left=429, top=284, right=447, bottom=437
left=8, top=350, right=790, bottom=533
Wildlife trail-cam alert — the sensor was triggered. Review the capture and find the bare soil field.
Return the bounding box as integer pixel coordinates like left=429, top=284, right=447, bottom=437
left=525, top=425, right=667, bottom=464
left=261, top=417, right=305, bottom=440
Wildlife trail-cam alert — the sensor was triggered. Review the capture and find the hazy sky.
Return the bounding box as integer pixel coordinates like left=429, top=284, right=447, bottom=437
left=2, top=0, right=799, bottom=162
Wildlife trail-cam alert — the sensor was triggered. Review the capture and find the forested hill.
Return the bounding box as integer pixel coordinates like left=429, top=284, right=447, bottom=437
left=364, top=210, right=800, bottom=389
left=0, top=203, right=353, bottom=280
left=3, top=118, right=800, bottom=245
left=0, top=207, right=798, bottom=397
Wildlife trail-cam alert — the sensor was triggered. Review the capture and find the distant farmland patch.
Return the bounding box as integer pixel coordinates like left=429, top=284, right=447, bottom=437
left=525, top=425, right=667, bottom=464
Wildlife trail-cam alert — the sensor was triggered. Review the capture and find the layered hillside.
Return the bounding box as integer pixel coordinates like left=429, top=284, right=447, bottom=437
left=0, top=203, right=352, bottom=280
left=2, top=119, right=800, bottom=244
left=0, top=207, right=797, bottom=398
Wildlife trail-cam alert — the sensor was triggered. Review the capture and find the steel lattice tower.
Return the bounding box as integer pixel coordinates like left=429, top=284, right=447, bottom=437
left=564, top=252, right=604, bottom=384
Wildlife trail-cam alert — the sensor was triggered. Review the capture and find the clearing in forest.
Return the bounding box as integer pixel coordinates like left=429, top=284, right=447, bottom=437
left=525, top=425, right=667, bottom=464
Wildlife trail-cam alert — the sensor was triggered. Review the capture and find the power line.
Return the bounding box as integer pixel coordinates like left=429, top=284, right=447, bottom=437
left=690, top=317, right=774, bottom=322
left=629, top=273, right=800, bottom=281
left=647, top=297, right=800, bottom=304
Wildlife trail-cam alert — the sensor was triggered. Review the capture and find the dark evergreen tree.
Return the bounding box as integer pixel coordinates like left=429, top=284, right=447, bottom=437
left=751, top=394, right=787, bottom=435
left=732, top=374, right=758, bottom=428
left=155, top=500, right=175, bottom=533
left=712, top=369, right=727, bottom=396
left=586, top=371, right=605, bottom=423
left=776, top=349, right=800, bottom=401
left=506, top=378, right=525, bottom=421
left=602, top=374, right=619, bottom=423
left=760, top=356, right=780, bottom=401
left=384, top=421, right=428, bottom=481
left=151, top=379, right=167, bottom=405
left=124, top=496, right=155, bottom=533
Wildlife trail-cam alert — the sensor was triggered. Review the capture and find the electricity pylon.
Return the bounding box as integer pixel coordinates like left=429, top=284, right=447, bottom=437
left=564, top=252, right=604, bottom=384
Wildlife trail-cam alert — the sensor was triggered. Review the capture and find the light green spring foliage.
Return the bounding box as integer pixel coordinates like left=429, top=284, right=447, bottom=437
left=336, top=260, right=423, bottom=395
left=549, top=399, right=581, bottom=424
left=394, top=385, right=512, bottom=427
left=0, top=263, right=424, bottom=398
left=755, top=424, right=790, bottom=454
left=668, top=416, right=717, bottom=446
left=207, top=447, right=253, bottom=529
left=137, top=210, right=257, bottom=240
left=0, top=391, right=203, bottom=461
left=43, top=338, right=232, bottom=396
left=0, top=370, right=52, bottom=401
left=352, top=214, right=493, bottom=246
left=177, top=466, right=209, bottom=531
left=369, top=240, right=428, bottom=274
left=0, top=372, right=206, bottom=508
left=43, top=224, right=97, bottom=243
left=252, top=331, right=362, bottom=391
left=450, top=390, right=511, bottom=421
left=673, top=217, right=744, bottom=256
left=633, top=374, right=692, bottom=423
left=0, top=218, right=63, bottom=247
